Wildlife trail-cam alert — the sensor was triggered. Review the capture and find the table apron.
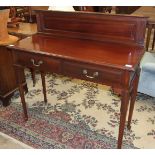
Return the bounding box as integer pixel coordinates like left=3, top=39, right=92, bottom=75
left=12, top=50, right=134, bottom=90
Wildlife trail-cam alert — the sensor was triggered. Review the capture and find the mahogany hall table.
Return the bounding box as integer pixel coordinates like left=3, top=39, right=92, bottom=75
left=7, top=10, right=147, bottom=149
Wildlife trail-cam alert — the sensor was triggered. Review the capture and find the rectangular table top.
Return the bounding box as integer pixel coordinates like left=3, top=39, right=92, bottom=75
left=9, top=33, right=144, bottom=71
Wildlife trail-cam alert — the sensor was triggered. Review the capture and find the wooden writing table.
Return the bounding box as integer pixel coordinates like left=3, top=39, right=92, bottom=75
left=132, top=6, right=155, bottom=51
left=7, top=11, right=147, bottom=149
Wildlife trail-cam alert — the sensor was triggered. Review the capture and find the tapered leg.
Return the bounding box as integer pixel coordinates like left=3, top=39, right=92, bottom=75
left=117, top=90, right=130, bottom=149
left=146, top=25, right=152, bottom=51
left=15, top=66, right=28, bottom=121
left=19, top=84, right=28, bottom=121
left=41, top=72, right=47, bottom=103
left=30, top=68, right=36, bottom=87
left=127, top=69, right=140, bottom=130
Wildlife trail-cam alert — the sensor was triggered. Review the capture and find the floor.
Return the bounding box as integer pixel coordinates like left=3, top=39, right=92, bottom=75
left=0, top=132, right=32, bottom=149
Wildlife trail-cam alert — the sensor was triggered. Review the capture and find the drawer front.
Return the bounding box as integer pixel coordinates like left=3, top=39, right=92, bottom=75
left=62, top=61, right=123, bottom=86
left=13, top=50, right=61, bottom=73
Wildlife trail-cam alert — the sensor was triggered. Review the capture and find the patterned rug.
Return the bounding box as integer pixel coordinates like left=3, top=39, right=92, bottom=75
left=0, top=71, right=155, bottom=149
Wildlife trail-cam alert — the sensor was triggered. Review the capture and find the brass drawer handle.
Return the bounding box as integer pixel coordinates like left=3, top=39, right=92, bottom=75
left=31, top=59, right=43, bottom=67
left=83, top=69, right=99, bottom=79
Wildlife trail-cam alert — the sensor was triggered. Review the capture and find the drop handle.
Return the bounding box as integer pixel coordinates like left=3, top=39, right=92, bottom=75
left=83, top=69, right=99, bottom=79
left=30, top=59, right=43, bottom=67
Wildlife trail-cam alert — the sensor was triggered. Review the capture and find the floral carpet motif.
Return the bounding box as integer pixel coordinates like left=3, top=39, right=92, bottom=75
left=0, top=71, right=155, bottom=149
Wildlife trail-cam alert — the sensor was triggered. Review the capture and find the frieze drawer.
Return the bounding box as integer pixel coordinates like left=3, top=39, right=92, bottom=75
left=62, top=61, right=124, bottom=86
left=13, top=50, right=61, bottom=73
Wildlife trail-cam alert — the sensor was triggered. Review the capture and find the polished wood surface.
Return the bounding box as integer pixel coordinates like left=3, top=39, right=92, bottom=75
left=132, top=7, right=155, bottom=51
left=8, top=22, right=37, bottom=86
left=36, top=11, right=146, bottom=46
left=0, top=15, right=30, bottom=106
left=0, top=46, right=27, bottom=106
left=8, top=22, right=37, bottom=37
left=132, top=6, right=155, bottom=22
left=8, top=10, right=147, bottom=149
left=12, top=33, right=144, bottom=71
left=0, top=23, right=37, bottom=106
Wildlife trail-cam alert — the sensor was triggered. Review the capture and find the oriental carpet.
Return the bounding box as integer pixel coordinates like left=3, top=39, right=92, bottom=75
left=0, top=71, right=155, bottom=149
